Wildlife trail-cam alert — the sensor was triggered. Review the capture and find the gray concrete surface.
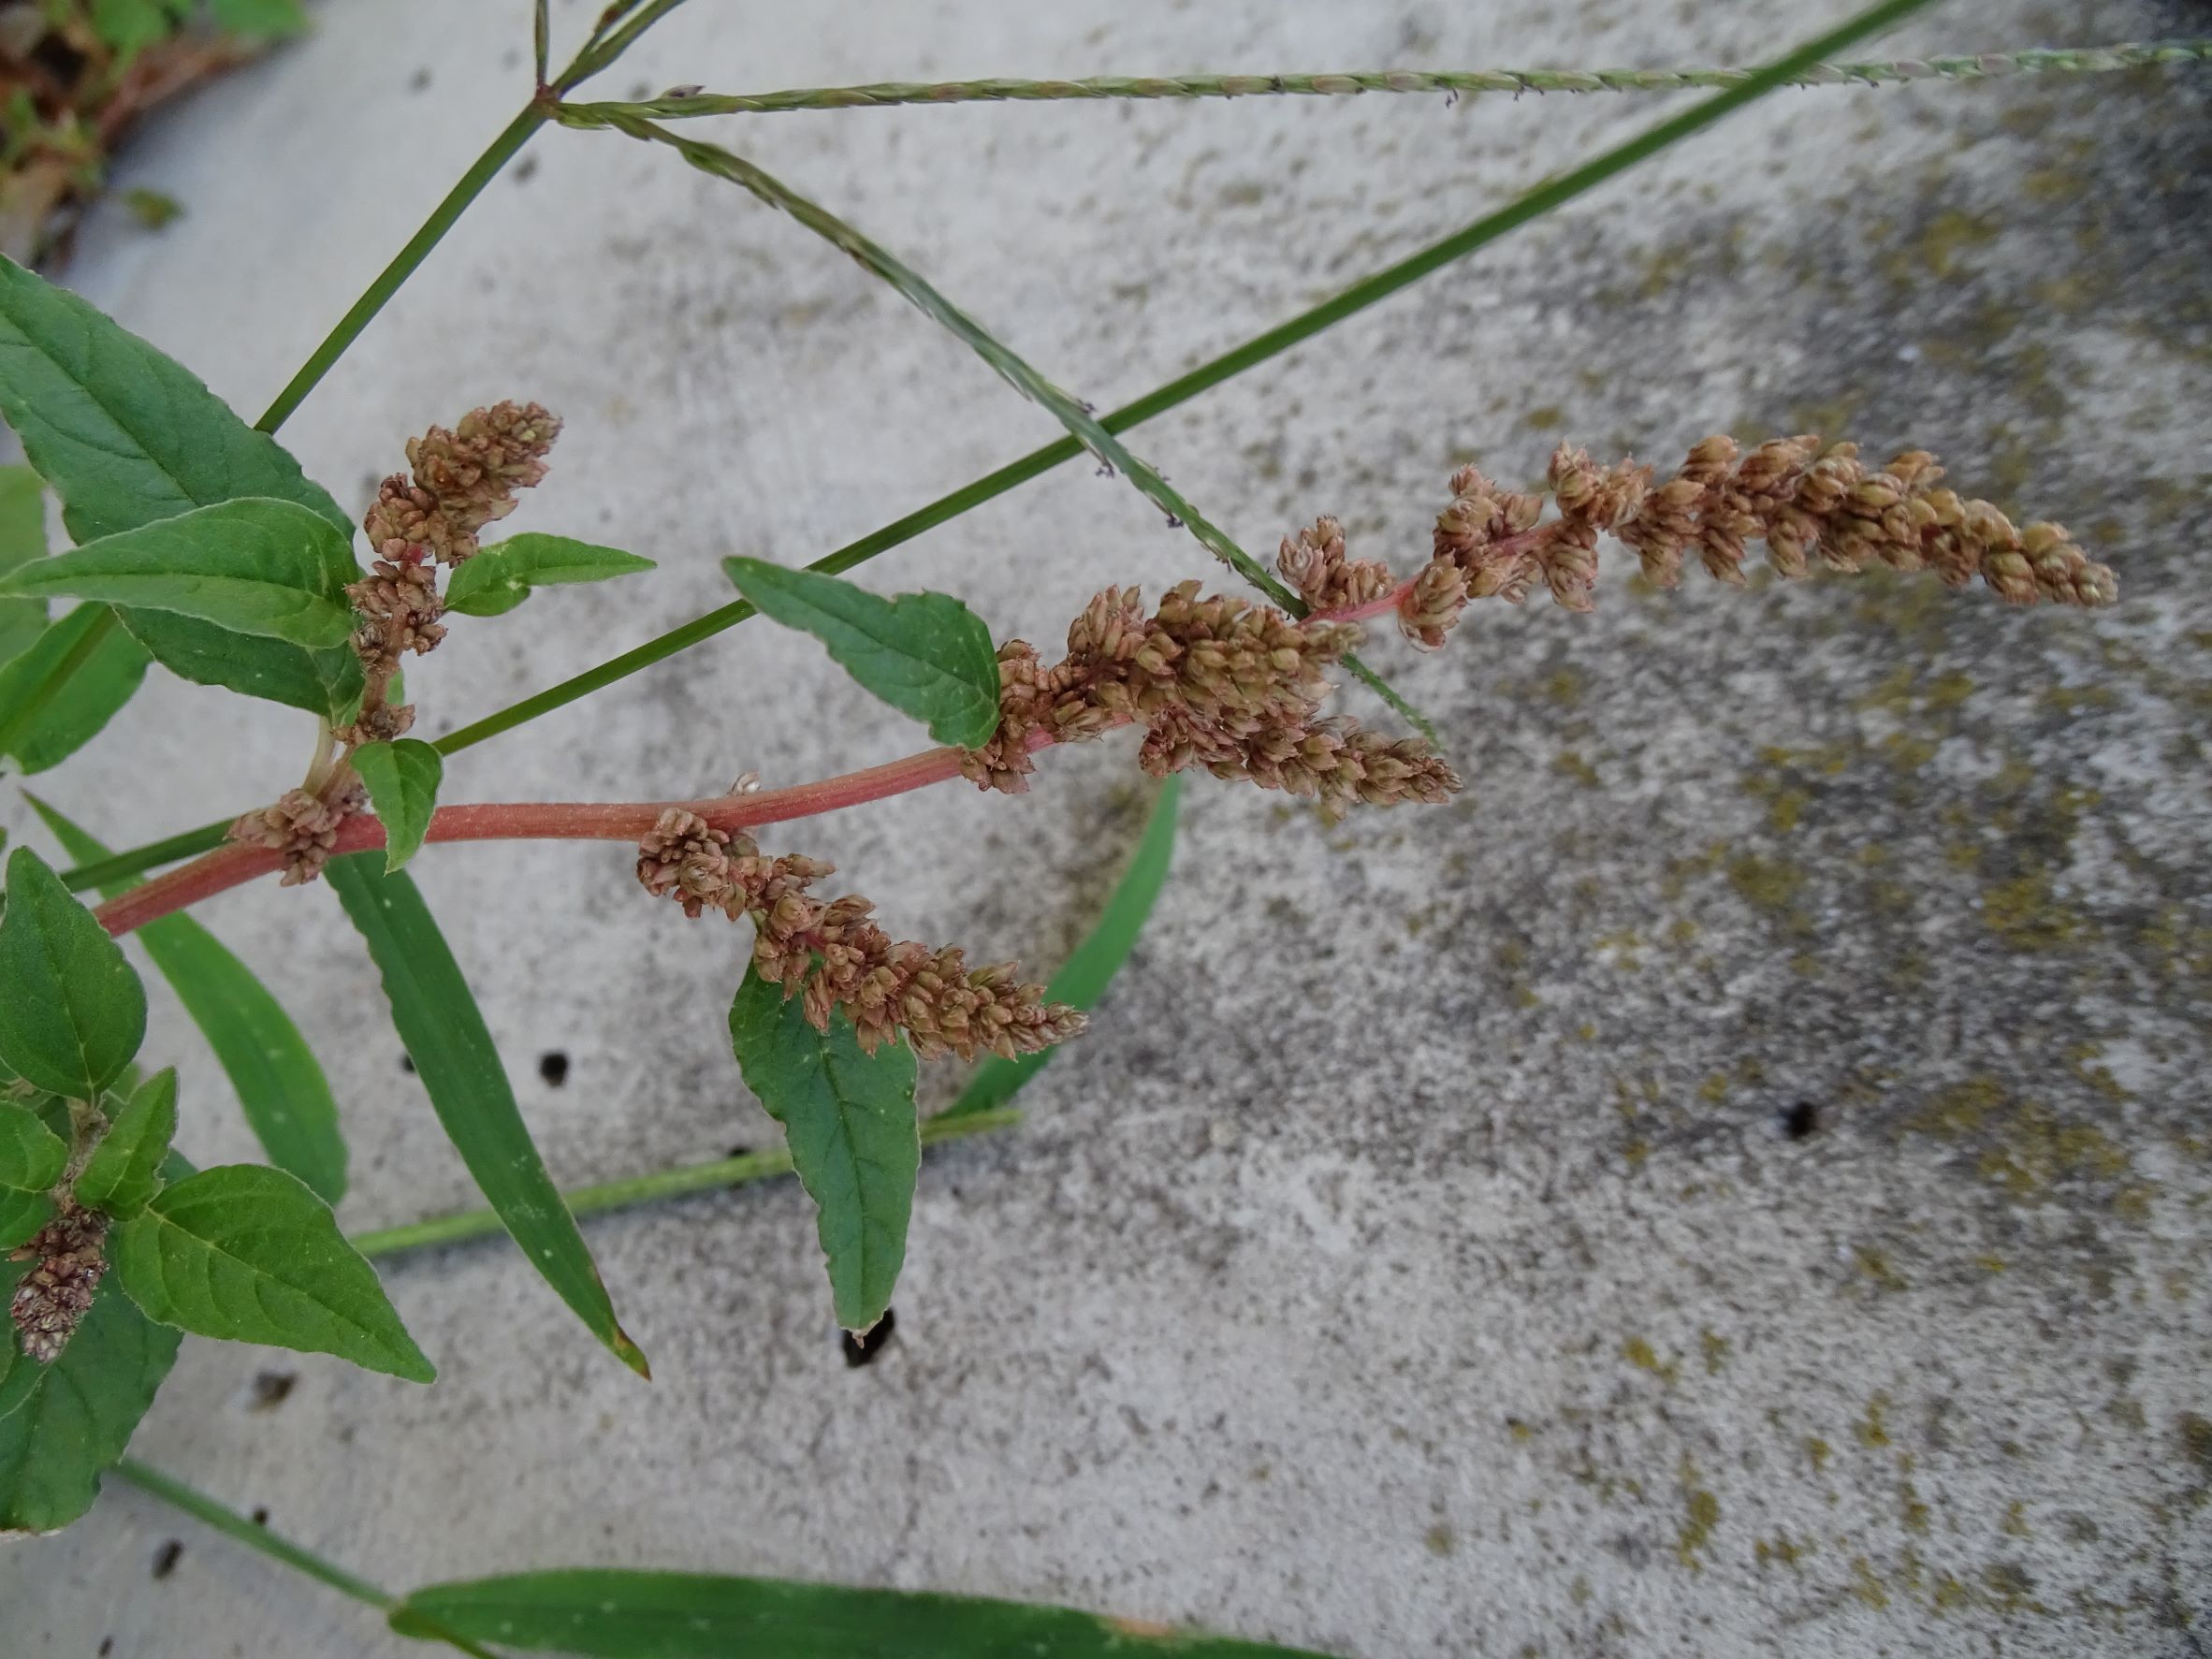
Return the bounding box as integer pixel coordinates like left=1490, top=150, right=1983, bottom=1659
left=3, top=0, right=2208, bottom=1653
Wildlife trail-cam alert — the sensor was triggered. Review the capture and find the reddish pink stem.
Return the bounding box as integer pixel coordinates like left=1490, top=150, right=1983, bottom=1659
left=1324, top=573, right=1422, bottom=625
left=95, top=724, right=1078, bottom=939
left=93, top=576, right=1419, bottom=939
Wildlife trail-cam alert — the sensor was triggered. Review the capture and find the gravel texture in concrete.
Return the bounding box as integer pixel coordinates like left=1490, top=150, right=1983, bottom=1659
left=2, top=1, right=2208, bottom=1654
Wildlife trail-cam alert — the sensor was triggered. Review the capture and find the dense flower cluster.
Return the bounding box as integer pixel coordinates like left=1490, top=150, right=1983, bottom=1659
left=1404, top=433, right=2117, bottom=644
left=230, top=780, right=365, bottom=886
left=9, top=1203, right=109, bottom=1365
left=361, top=400, right=562, bottom=567
left=636, top=809, right=1084, bottom=1062
left=1275, top=515, right=1394, bottom=613
left=346, top=551, right=445, bottom=682
left=235, top=401, right=563, bottom=881
left=961, top=580, right=1461, bottom=819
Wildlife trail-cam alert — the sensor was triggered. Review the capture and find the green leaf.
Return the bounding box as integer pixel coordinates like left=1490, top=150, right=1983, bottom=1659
left=0, top=253, right=354, bottom=720
left=28, top=795, right=348, bottom=1202
left=0, top=847, right=146, bottom=1099
left=110, top=1164, right=432, bottom=1382
left=947, top=777, right=1179, bottom=1118
left=0, top=604, right=153, bottom=775
left=0, top=497, right=361, bottom=648
left=0, top=1276, right=180, bottom=1534
left=722, top=557, right=1000, bottom=747
left=325, top=854, right=647, bottom=1375
left=390, top=1569, right=1334, bottom=1657
left=0, top=254, right=349, bottom=546
left=0, top=464, right=46, bottom=669
left=117, top=607, right=363, bottom=723
left=728, top=963, right=918, bottom=1332
left=0, top=1266, right=38, bottom=1421
left=444, top=533, right=656, bottom=618
left=209, top=0, right=308, bottom=37
left=74, top=1067, right=176, bottom=1218
left=0, top=1101, right=67, bottom=1251
left=350, top=739, right=443, bottom=872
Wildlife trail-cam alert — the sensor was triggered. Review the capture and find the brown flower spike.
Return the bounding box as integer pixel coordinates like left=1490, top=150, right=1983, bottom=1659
left=361, top=400, right=562, bottom=568
left=9, top=1203, right=109, bottom=1365
left=1412, top=433, right=2115, bottom=643
left=637, top=810, right=1084, bottom=1062
left=962, top=580, right=1459, bottom=819
left=231, top=401, right=562, bottom=882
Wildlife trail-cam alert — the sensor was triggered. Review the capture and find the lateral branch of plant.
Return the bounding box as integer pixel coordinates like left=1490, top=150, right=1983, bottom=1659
left=575, top=40, right=2212, bottom=119
left=96, top=400, right=2116, bottom=1075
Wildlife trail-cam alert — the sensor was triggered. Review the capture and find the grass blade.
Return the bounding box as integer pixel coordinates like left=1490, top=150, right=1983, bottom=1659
left=561, top=106, right=1427, bottom=732
left=945, top=776, right=1179, bottom=1117
left=325, top=853, right=648, bottom=1376
left=582, top=43, right=2212, bottom=117
left=391, top=1567, right=1336, bottom=1656
left=349, top=1106, right=1020, bottom=1260
left=29, top=795, right=350, bottom=1202
left=112, top=1459, right=503, bottom=1655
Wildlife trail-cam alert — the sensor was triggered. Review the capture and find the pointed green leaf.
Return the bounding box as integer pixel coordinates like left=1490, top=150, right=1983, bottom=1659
left=110, top=1163, right=431, bottom=1381
left=0, top=1101, right=67, bottom=1250
left=2, top=1061, right=72, bottom=1142
left=722, top=557, right=1000, bottom=747
left=444, top=533, right=656, bottom=618
left=0, top=604, right=153, bottom=775
left=74, top=1068, right=176, bottom=1218
left=947, top=777, right=1179, bottom=1118
left=350, top=739, right=443, bottom=872
left=0, top=498, right=361, bottom=648
left=0, top=1276, right=180, bottom=1535
left=0, top=254, right=349, bottom=545
left=0, top=255, right=354, bottom=721
left=0, top=848, right=146, bottom=1099
left=728, top=963, right=918, bottom=1332
left=325, top=854, right=648, bottom=1375
left=117, top=606, right=363, bottom=722
left=0, top=465, right=46, bottom=669
left=28, top=796, right=348, bottom=1201
left=391, top=1569, right=1335, bottom=1657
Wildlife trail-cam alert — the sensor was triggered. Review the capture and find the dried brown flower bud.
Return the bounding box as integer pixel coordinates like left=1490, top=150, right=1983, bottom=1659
left=336, top=702, right=417, bottom=748
left=346, top=554, right=446, bottom=677
left=1548, top=444, right=1650, bottom=533
left=1534, top=523, right=1599, bottom=611
left=230, top=783, right=363, bottom=886
left=1276, top=516, right=1394, bottom=613
left=9, top=1203, right=108, bottom=1364
left=361, top=474, right=442, bottom=563
left=363, top=400, right=562, bottom=569
left=634, top=808, right=769, bottom=920
left=1396, top=556, right=1469, bottom=649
